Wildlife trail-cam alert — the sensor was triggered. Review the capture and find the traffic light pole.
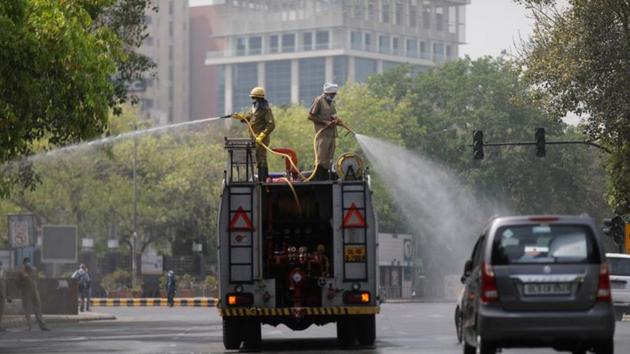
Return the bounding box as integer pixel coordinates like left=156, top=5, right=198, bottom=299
left=478, top=140, right=611, bottom=153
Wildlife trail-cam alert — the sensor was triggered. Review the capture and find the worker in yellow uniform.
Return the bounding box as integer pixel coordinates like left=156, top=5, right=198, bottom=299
left=232, top=87, right=275, bottom=182
left=308, top=83, right=341, bottom=180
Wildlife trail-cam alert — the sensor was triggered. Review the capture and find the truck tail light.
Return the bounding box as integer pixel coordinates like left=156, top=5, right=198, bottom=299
left=480, top=262, right=499, bottom=303
left=226, top=293, right=254, bottom=307
left=597, top=263, right=612, bottom=302
left=343, top=291, right=371, bottom=305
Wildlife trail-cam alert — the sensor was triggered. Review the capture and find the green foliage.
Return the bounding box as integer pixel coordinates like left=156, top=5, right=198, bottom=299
left=516, top=0, right=630, bottom=213
left=0, top=0, right=154, bottom=195
left=100, top=268, right=131, bottom=293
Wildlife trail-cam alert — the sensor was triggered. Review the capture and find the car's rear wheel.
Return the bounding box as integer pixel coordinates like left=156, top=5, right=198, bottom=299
left=476, top=335, right=496, bottom=354
left=337, top=317, right=357, bottom=346
left=463, top=340, right=475, bottom=354
left=356, top=315, right=376, bottom=346
left=593, top=337, right=614, bottom=354
left=222, top=318, right=242, bottom=350
left=454, top=306, right=463, bottom=343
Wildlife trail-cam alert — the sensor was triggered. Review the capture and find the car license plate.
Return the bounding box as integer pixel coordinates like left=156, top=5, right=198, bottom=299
left=523, top=283, right=571, bottom=295
left=611, top=281, right=626, bottom=289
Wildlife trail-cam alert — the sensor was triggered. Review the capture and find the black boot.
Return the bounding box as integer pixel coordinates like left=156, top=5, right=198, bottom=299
left=258, top=166, right=268, bottom=182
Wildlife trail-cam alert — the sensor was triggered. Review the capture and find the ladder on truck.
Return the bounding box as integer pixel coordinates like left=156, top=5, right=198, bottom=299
left=224, top=138, right=256, bottom=283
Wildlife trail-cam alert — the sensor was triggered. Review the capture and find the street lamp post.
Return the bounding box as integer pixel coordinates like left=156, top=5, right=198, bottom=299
left=131, top=124, right=139, bottom=288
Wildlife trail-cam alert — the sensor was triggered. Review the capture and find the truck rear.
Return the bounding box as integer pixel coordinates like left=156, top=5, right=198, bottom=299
left=217, top=138, right=379, bottom=350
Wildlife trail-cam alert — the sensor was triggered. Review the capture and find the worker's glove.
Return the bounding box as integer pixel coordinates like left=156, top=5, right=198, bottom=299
left=231, top=113, right=246, bottom=121
left=255, top=132, right=266, bottom=145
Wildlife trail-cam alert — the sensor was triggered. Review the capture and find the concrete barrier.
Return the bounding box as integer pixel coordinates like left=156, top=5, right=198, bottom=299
left=90, top=297, right=217, bottom=307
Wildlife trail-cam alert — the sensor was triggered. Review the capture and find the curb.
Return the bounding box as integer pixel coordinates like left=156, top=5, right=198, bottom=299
left=90, top=297, right=218, bottom=307
left=383, top=298, right=456, bottom=304
left=2, top=313, right=116, bottom=330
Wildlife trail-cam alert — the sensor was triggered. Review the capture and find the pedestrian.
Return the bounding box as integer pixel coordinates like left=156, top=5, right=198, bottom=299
left=17, top=258, right=49, bottom=331
left=308, top=82, right=341, bottom=180
left=166, top=270, right=176, bottom=308
left=0, top=260, right=10, bottom=332
left=231, top=86, right=276, bottom=182
left=71, top=264, right=91, bottom=312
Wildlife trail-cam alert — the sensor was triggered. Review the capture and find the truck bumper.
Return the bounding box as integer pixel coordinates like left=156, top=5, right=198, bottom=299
left=218, top=306, right=380, bottom=317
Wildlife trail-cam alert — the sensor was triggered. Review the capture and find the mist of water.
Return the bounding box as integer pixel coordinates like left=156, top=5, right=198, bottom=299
left=29, top=116, right=226, bottom=161
left=356, top=134, right=509, bottom=298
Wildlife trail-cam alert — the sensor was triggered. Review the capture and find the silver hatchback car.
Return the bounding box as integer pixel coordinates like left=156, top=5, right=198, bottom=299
left=460, top=215, right=615, bottom=354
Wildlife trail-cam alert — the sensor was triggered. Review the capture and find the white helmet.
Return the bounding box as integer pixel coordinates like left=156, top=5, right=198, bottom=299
left=323, top=82, right=338, bottom=94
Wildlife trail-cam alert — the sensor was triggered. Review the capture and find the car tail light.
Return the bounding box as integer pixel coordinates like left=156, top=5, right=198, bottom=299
left=597, top=263, right=612, bottom=302
left=480, top=262, right=499, bottom=303
left=343, top=291, right=371, bottom=305
left=226, top=292, right=254, bottom=307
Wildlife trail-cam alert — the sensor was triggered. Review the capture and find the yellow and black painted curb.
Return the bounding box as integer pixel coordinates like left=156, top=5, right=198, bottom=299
left=219, top=306, right=380, bottom=317
left=91, top=298, right=218, bottom=307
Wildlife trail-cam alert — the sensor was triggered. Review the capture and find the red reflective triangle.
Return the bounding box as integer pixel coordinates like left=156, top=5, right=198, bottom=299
left=229, top=207, right=253, bottom=230
left=342, top=203, right=366, bottom=228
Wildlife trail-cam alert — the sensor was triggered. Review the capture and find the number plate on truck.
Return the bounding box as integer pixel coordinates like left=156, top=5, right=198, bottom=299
left=523, top=283, right=571, bottom=295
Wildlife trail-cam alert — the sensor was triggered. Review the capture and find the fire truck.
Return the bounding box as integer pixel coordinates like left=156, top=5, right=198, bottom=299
left=217, top=138, right=379, bottom=350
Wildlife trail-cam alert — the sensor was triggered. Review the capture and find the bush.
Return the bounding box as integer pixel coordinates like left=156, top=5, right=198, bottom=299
left=100, top=269, right=131, bottom=294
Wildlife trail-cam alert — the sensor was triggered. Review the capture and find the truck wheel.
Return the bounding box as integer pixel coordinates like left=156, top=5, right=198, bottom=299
left=222, top=318, right=242, bottom=350
left=243, top=319, right=261, bottom=351
left=356, top=315, right=376, bottom=346
left=336, top=317, right=356, bottom=346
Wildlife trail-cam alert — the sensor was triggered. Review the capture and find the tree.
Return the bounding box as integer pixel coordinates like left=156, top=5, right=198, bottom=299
left=515, top=0, right=630, bottom=213
left=0, top=0, right=154, bottom=195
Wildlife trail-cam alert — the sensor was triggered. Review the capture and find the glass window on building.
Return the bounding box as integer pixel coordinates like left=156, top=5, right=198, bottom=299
left=236, top=37, right=247, bottom=56
left=282, top=33, right=296, bottom=52
left=365, top=33, right=372, bottom=51
left=351, top=31, right=362, bottom=50
left=355, top=57, right=377, bottom=83
left=299, top=58, right=326, bottom=105
left=368, top=0, right=377, bottom=21
left=233, top=63, right=258, bottom=112
left=448, top=6, right=457, bottom=34
left=436, top=7, right=444, bottom=31
left=423, top=6, right=431, bottom=30
left=249, top=36, right=262, bottom=55
left=379, top=35, right=390, bottom=54
left=270, top=35, right=279, bottom=54
left=392, top=37, right=400, bottom=55
left=446, top=44, right=452, bottom=59
left=315, top=31, right=329, bottom=50
left=217, top=65, right=225, bottom=115
left=265, top=60, right=291, bottom=106
left=420, top=40, right=429, bottom=59
left=353, top=0, right=364, bottom=19
left=381, top=0, right=390, bottom=23
left=333, top=56, right=347, bottom=85
left=303, top=32, right=313, bottom=51
left=433, top=42, right=445, bottom=62
left=409, top=5, right=417, bottom=27
left=406, top=39, right=418, bottom=58
left=383, top=61, right=400, bottom=72
left=395, top=1, right=403, bottom=25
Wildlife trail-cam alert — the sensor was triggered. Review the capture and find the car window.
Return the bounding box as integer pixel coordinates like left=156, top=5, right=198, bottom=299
left=491, top=224, right=600, bottom=265
left=608, top=257, right=630, bottom=276
left=471, top=235, right=485, bottom=267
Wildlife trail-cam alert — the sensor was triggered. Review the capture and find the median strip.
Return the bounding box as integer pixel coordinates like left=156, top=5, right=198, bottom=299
left=90, top=298, right=218, bottom=307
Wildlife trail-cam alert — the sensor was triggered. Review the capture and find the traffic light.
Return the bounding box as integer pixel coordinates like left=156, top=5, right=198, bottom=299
left=473, top=130, right=484, bottom=160
left=535, top=128, right=546, bottom=157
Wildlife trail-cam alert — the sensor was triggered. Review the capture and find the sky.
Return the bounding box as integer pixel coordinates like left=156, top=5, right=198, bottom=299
left=460, top=0, right=534, bottom=59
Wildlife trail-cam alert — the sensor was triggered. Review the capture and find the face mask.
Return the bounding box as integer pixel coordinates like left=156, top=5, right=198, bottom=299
left=325, top=94, right=335, bottom=103
left=24, top=262, right=32, bottom=268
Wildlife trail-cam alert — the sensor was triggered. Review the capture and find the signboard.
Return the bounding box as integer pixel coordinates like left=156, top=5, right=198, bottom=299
left=8, top=214, right=36, bottom=248
left=0, top=250, right=13, bottom=270
left=41, top=225, right=78, bottom=263
left=141, top=253, right=164, bottom=275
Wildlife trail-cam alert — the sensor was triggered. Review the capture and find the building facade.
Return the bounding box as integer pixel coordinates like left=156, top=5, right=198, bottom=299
left=202, top=0, right=469, bottom=115
left=378, top=233, right=415, bottom=299
left=135, top=0, right=190, bottom=125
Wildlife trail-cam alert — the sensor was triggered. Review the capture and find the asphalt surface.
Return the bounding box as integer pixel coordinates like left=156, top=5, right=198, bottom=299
left=0, top=302, right=628, bottom=353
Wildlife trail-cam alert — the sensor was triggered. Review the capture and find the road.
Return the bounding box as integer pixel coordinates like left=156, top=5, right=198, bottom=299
left=0, top=302, right=628, bottom=353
